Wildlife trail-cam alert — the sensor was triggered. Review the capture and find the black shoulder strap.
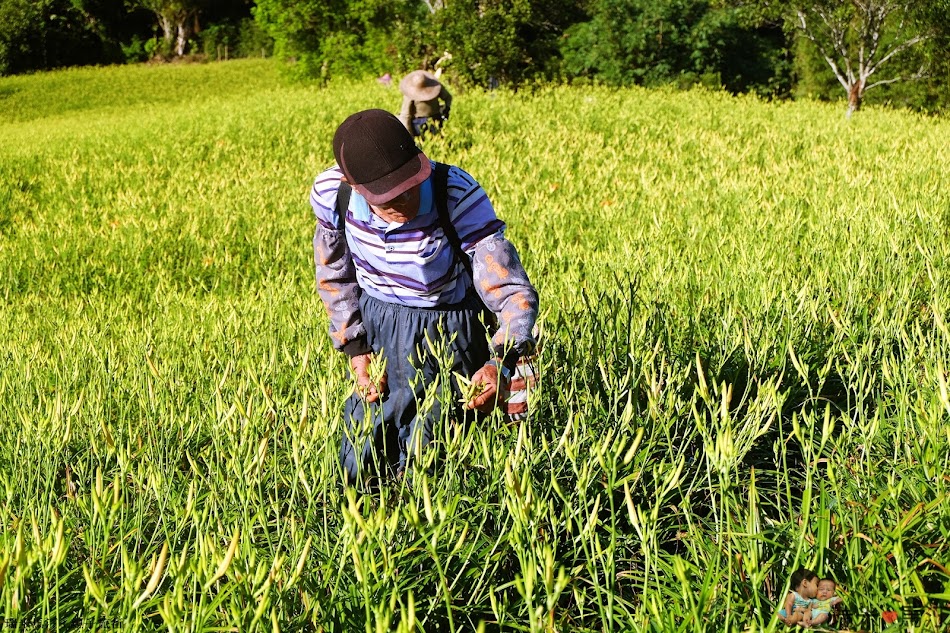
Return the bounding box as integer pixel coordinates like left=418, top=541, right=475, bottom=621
left=338, top=167, right=472, bottom=275
left=433, top=162, right=473, bottom=277
left=335, top=181, right=351, bottom=232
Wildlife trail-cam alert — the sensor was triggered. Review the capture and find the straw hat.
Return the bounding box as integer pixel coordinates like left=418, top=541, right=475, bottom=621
left=399, top=70, right=442, bottom=101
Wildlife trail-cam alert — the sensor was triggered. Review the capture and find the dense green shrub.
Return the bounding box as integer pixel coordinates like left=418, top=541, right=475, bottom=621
left=199, top=18, right=272, bottom=62
left=234, top=17, right=274, bottom=59
left=561, top=0, right=791, bottom=96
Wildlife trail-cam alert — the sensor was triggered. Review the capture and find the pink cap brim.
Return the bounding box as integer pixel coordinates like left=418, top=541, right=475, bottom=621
left=353, top=154, right=432, bottom=205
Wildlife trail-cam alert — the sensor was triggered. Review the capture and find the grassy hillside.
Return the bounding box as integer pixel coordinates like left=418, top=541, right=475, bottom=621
left=1, top=59, right=949, bottom=631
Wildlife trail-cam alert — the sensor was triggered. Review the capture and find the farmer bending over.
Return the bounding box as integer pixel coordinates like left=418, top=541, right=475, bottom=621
left=398, top=70, right=452, bottom=138
left=310, top=109, right=538, bottom=489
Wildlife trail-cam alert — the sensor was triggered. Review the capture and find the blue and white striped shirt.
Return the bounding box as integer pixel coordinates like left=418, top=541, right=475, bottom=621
left=310, top=161, right=538, bottom=358
left=312, top=163, right=499, bottom=306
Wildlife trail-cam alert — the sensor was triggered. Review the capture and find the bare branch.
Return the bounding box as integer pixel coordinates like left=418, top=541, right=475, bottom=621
left=814, top=6, right=854, bottom=82
left=866, top=64, right=928, bottom=91
left=796, top=10, right=852, bottom=91
left=862, top=7, right=884, bottom=68
left=868, top=34, right=928, bottom=75
left=865, top=77, right=899, bottom=89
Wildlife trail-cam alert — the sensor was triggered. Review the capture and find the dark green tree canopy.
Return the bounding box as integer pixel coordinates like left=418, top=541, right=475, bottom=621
left=0, top=0, right=947, bottom=113
left=433, top=0, right=583, bottom=86
left=561, top=0, right=789, bottom=95
left=0, top=0, right=119, bottom=74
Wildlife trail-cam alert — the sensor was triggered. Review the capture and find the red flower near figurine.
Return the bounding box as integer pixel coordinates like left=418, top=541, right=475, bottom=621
left=882, top=610, right=898, bottom=624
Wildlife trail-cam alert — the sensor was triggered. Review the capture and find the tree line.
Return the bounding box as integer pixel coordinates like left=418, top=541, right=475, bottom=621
left=2, top=0, right=948, bottom=114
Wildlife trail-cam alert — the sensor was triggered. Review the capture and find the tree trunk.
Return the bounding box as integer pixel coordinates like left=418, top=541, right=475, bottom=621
left=159, top=14, right=174, bottom=55
left=175, top=21, right=189, bottom=57
left=847, top=81, right=864, bottom=117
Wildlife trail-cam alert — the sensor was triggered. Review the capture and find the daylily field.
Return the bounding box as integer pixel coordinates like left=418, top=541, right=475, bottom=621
left=1, top=58, right=949, bottom=631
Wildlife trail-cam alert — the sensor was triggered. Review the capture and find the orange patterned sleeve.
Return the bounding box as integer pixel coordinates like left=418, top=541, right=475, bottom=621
left=471, top=233, right=539, bottom=359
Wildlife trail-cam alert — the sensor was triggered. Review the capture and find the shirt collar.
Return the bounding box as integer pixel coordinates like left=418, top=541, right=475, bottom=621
left=348, top=175, right=433, bottom=224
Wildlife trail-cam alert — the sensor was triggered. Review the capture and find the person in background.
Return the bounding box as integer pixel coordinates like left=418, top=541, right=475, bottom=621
left=398, top=70, right=452, bottom=138
left=310, top=109, right=538, bottom=490
left=802, top=578, right=842, bottom=627
left=778, top=567, right=819, bottom=626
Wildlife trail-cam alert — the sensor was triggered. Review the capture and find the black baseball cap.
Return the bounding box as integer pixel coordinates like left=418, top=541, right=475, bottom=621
left=332, top=109, right=432, bottom=205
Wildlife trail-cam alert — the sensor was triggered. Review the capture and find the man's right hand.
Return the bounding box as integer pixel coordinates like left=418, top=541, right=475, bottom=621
left=350, top=353, right=387, bottom=403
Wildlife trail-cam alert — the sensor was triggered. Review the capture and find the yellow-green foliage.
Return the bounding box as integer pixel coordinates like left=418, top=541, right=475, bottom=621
left=1, top=59, right=949, bottom=631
